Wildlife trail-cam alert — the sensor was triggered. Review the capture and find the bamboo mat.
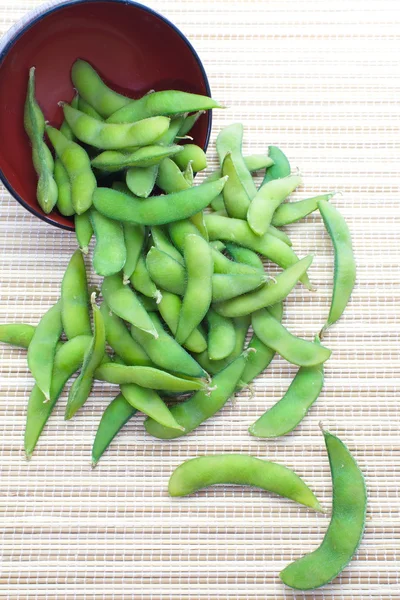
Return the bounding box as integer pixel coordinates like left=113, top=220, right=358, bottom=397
left=0, top=0, right=399, bottom=598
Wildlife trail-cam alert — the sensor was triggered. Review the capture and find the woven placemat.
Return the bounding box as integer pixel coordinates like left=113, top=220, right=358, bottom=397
left=0, top=0, right=399, bottom=598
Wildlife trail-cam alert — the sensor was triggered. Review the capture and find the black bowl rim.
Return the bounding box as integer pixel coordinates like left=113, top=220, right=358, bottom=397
left=0, top=0, right=213, bottom=232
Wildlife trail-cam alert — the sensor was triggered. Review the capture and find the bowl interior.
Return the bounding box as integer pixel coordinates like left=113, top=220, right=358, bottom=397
left=0, top=0, right=211, bottom=230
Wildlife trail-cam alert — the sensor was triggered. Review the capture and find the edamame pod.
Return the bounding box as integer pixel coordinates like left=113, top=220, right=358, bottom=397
left=216, top=123, right=257, bottom=199
left=54, top=159, right=74, bottom=216
left=95, top=363, right=208, bottom=392
left=27, top=300, right=63, bottom=401
left=144, top=352, right=248, bottom=439
left=262, top=146, right=291, bottom=184
left=244, top=154, right=274, bottom=171
left=102, top=274, right=158, bottom=337
left=206, top=309, right=236, bottom=361
left=25, top=335, right=92, bottom=458
left=46, top=126, right=96, bottom=214
left=71, top=60, right=132, bottom=118
left=173, top=144, right=207, bottom=172
left=78, top=96, right=104, bottom=120
left=130, top=313, right=206, bottom=379
left=212, top=247, right=261, bottom=276
left=239, top=302, right=283, bottom=388
left=24, top=67, right=58, bottom=214
left=214, top=256, right=313, bottom=317
left=252, top=309, right=331, bottom=367
left=120, top=384, right=184, bottom=431
left=131, top=254, right=162, bottom=302
left=122, top=223, right=145, bottom=284
left=221, top=152, right=251, bottom=219
left=63, top=104, right=170, bottom=150
left=99, top=303, right=151, bottom=367
left=107, top=90, right=222, bottom=124
left=176, top=235, right=213, bottom=344
left=92, top=394, right=137, bottom=467
left=75, top=213, right=93, bottom=254
left=247, top=175, right=302, bottom=236
left=318, top=200, right=356, bottom=335
left=225, top=243, right=264, bottom=270
left=90, top=209, right=126, bottom=277
left=146, top=247, right=186, bottom=295
left=168, top=454, right=322, bottom=512
left=272, top=193, right=334, bottom=227
left=61, top=250, right=91, bottom=339
left=204, top=214, right=312, bottom=289
left=126, top=165, right=158, bottom=198
left=158, top=291, right=207, bottom=353
left=156, top=157, right=191, bottom=194
left=93, top=177, right=227, bottom=226
left=177, top=110, right=205, bottom=137
left=211, top=272, right=267, bottom=302
left=65, top=296, right=106, bottom=419
left=150, top=226, right=184, bottom=265
left=280, top=429, right=366, bottom=590
left=249, top=338, right=324, bottom=437
left=92, top=144, right=183, bottom=172
left=0, top=324, right=36, bottom=349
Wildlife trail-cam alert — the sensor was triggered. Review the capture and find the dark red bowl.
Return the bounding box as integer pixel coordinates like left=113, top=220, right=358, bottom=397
left=0, top=0, right=212, bottom=231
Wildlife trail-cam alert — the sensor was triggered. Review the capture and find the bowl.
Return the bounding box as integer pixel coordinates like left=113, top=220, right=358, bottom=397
left=0, top=0, right=212, bottom=231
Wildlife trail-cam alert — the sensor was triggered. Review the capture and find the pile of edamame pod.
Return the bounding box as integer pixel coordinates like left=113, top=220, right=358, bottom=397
left=0, top=60, right=366, bottom=591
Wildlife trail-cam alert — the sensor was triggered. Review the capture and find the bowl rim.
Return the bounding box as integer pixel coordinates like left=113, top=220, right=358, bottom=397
left=0, top=0, right=213, bottom=232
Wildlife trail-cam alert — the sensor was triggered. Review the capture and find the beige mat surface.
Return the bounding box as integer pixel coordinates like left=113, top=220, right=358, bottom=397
left=0, top=0, right=399, bottom=598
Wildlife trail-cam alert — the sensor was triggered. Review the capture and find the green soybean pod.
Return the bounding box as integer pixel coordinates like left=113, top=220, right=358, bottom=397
left=252, top=309, right=331, bottom=367
left=247, top=175, right=302, bottom=236
left=216, top=123, right=257, bottom=199
left=210, top=193, right=224, bottom=212
left=204, top=214, right=313, bottom=290
left=99, top=302, right=151, bottom=367
left=268, top=225, right=292, bottom=247
left=158, top=291, right=207, bottom=354
left=24, top=67, right=58, bottom=214
left=131, top=254, right=162, bottom=302
left=156, top=158, right=190, bottom=194
left=78, top=96, right=104, bottom=121
left=225, top=243, right=264, bottom=270
left=65, top=297, right=106, bottom=420
left=122, top=223, right=145, bottom=284
left=262, top=146, right=291, bottom=185
left=177, top=110, right=205, bottom=137
left=120, top=384, right=184, bottom=431
left=90, top=209, right=126, bottom=277
left=249, top=337, right=324, bottom=437
left=156, top=115, right=186, bottom=146
left=173, top=144, right=207, bottom=172
left=54, top=159, right=75, bottom=216
left=280, top=429, right=366, bottom=590
left=27, top=300, right=62, bottom=401
left=318, top=199, right=356, bottom=335
left=92, top=394, right=137, bottom=467
left=71, top=60, right=132, bottom=118
left=95, top=363, right=207, bottom=393
left=93, top=177, right=227, bottom=225
left=92, top=145, right=183, bottom=172
left=144, top=352, right=248, bottom=439
left=126, top=166, right=158, bottom=198
left=244, top=154, right=274, bottom=171
left=168, top=455, right=322, bottom=512
left=25, top=335, right=92, bottom=458
left=168, top=218, right=203, bottom=252
left=146, top=247, right=186, bottom=295
left=176, top=234, right=213, bottom=345
left=150, top=226, right=185, bottom=266
left=107, top=90, right=222, bottom=124
left=239, top=303, right=283, bottom=389
left=102, top=274, right=158, bottom=337
left=211, top=247, right=260, bottom=276
left=210, top=241, right=225, bottom=252
left=61, top=250, right=91, bottom=339
left=272, top=193, right=334, bottom=227
left=0, top=324, right=36, bottom=349
left=131, top=312, right=206, bottom=379
left=63, top=104, right=170, bottom=150
left=46, top=125, right=96, bottom=214
left=221, top=152, right=251, bottom=219
left=212, top=272, right=267, bottom=303
left=214, top=256, right=313, bottom=318
left=206, top=309, right=236, bottom=361
left=75, top=213, right=93, bottom=254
